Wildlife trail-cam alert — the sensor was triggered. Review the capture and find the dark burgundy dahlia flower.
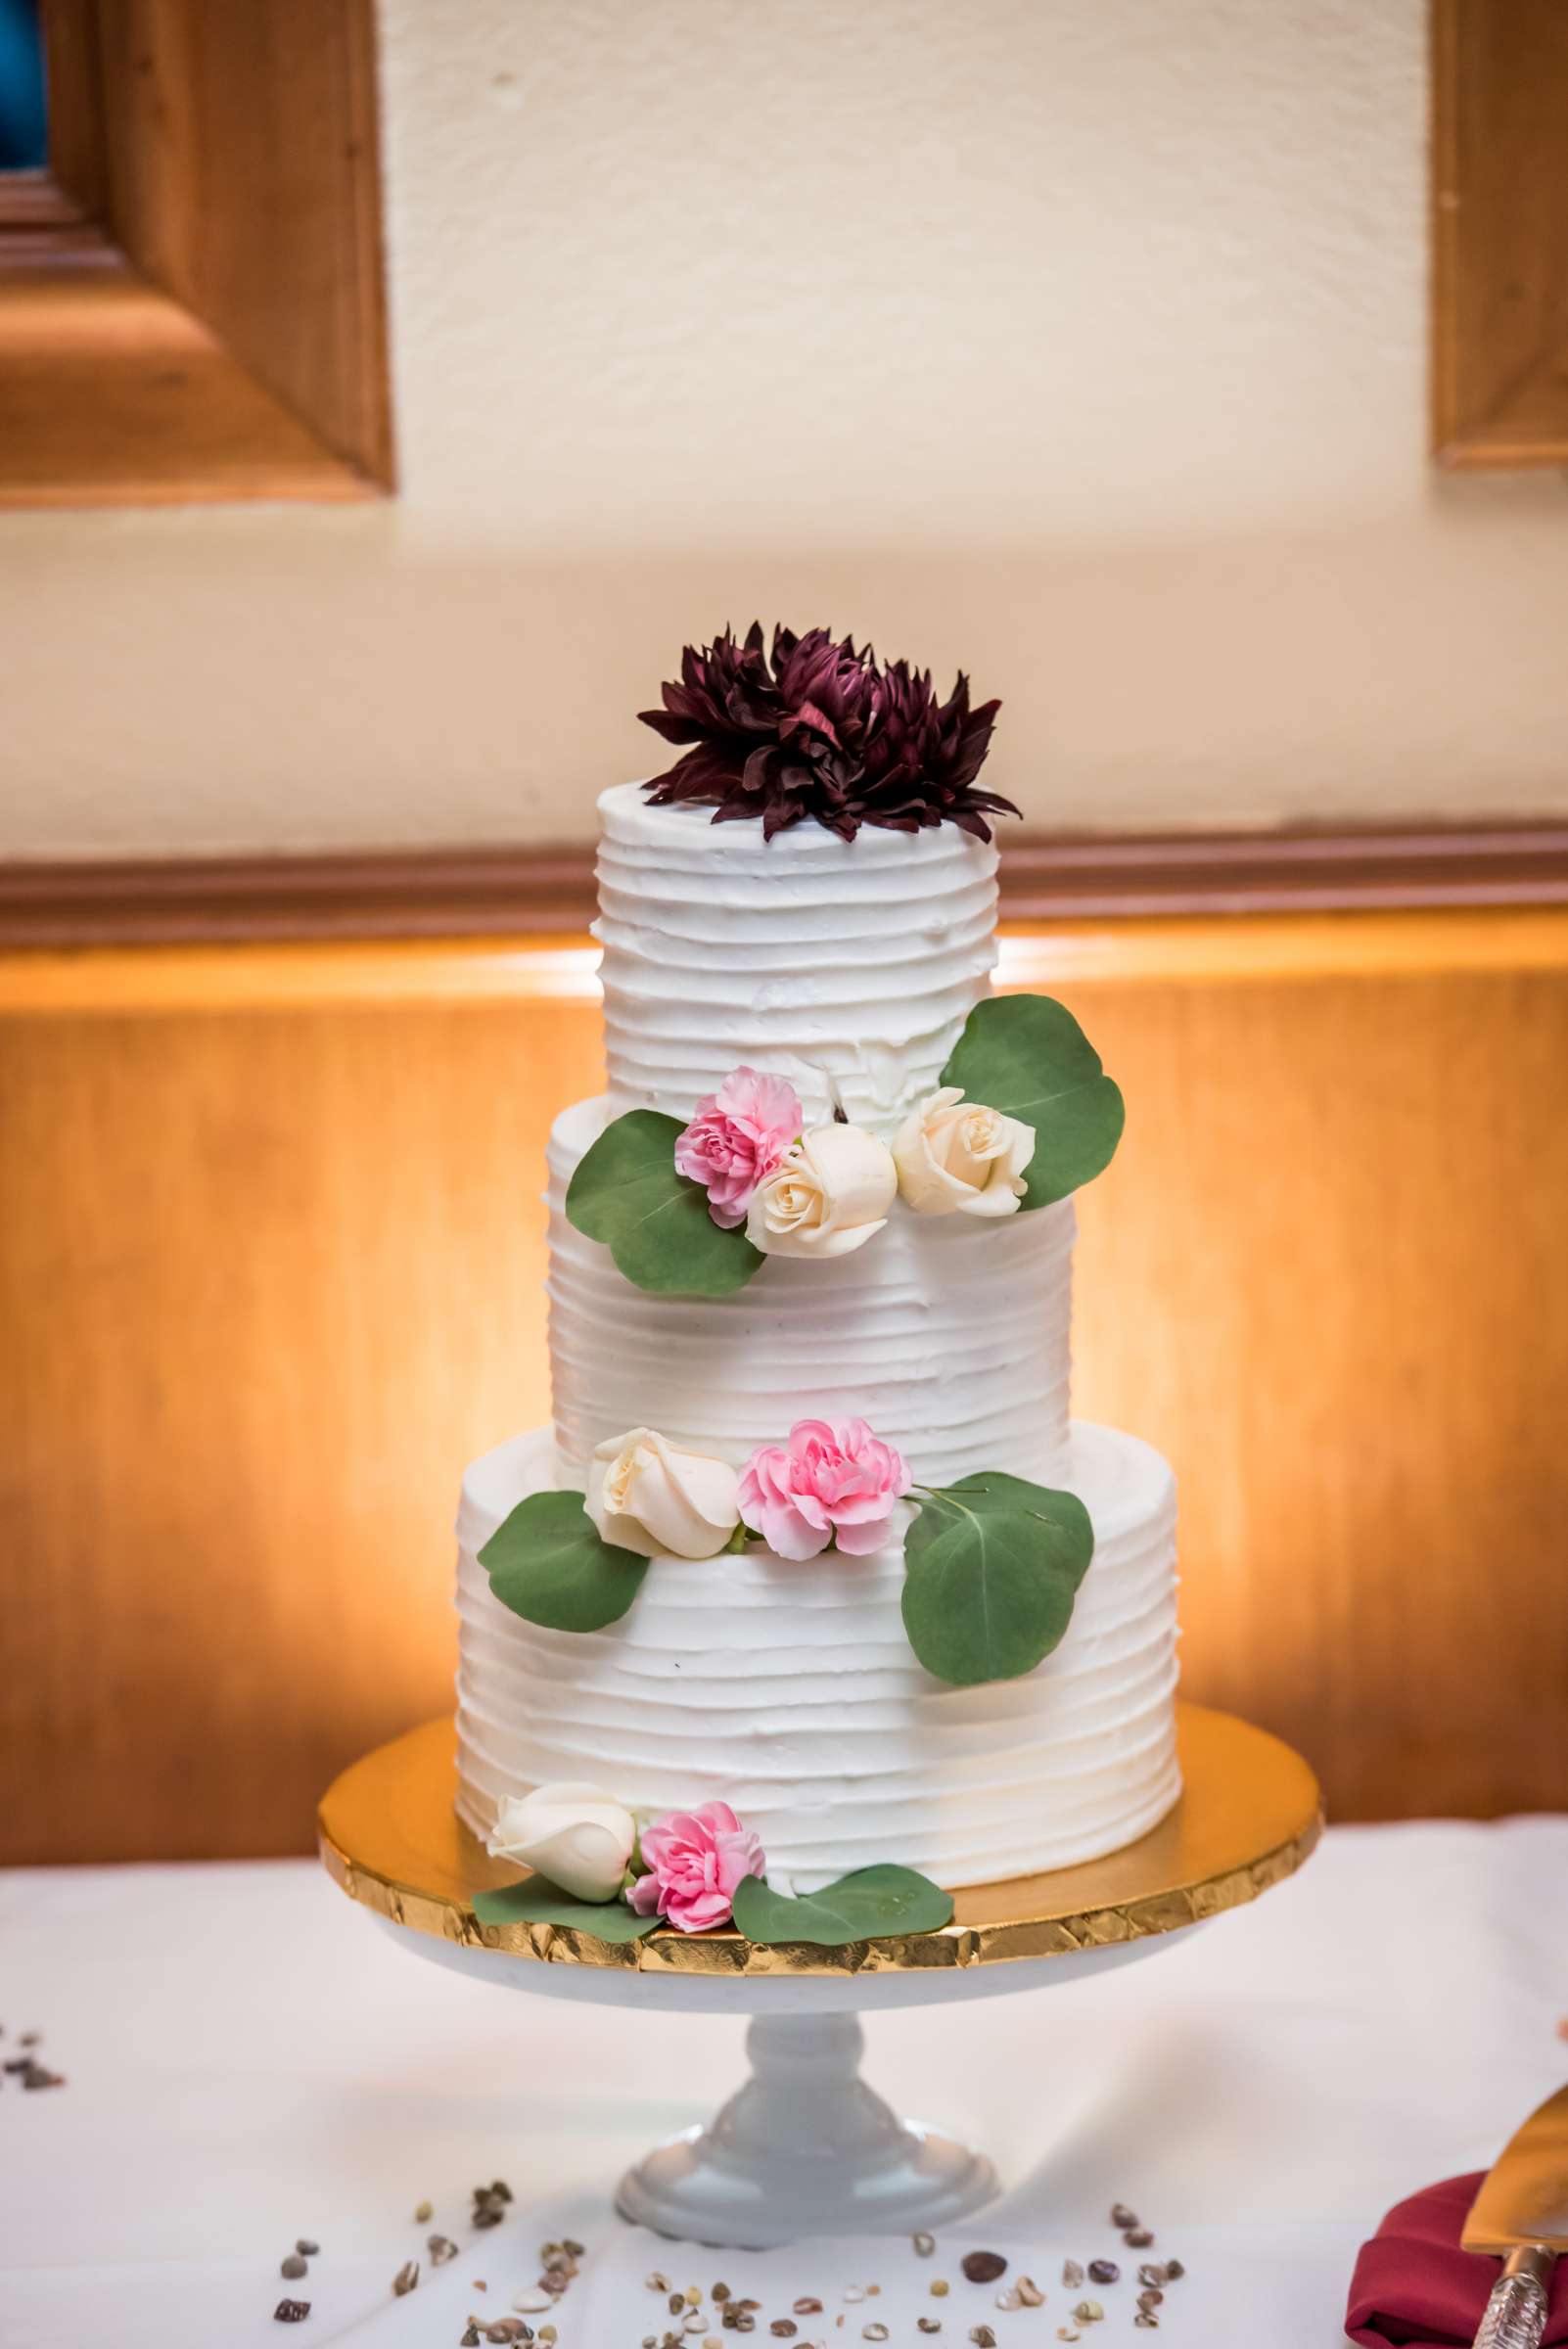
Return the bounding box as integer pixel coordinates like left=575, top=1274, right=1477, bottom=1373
left=638, top=622, right=1015, bottom=843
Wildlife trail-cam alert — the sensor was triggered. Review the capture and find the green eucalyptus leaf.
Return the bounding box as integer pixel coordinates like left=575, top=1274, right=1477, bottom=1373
left=479, top=1490, right=647, bottom=1633
left=901, top=1471, right=1094, bottom=1687
left=565, top=1108, right=764, bottom=1296
left=940, top=993, right=1125, bottom=1207
left=731, top=1865, right=954, bottom=1947
left=473, top=1875, right=662, bottom=1941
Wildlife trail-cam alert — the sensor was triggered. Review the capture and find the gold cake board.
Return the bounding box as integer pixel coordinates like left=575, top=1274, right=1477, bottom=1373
left=318, top=1702, right=1321, bottom=1980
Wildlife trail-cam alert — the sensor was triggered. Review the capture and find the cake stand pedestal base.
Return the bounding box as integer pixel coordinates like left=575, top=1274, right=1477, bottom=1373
left=615, top=2012, right=996, bottom=2247
left=320, top=1707, right=1322, bottom=2248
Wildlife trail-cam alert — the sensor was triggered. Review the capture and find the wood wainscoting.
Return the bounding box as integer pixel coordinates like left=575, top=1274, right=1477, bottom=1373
left=4, top=899, right=1568, bottom=1863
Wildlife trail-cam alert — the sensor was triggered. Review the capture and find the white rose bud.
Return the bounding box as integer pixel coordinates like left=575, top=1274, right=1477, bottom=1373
left=745, top=1122, right=899, bottom=1260
left=585, top=1426, right=741, bottom=1559
left=893, top=1086, right=1036, bottom=1219
left=487, top=1780, right=636, bottom=1903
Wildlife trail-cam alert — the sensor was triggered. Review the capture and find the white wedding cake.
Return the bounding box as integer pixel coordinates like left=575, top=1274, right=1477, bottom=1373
left=453, top=733, right=1181, bottom=1900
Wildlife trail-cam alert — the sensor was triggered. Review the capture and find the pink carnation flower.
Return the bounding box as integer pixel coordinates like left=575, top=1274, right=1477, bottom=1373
left=673, top=1067, right=803, bottom=1228
left=626, top=1801, right=765, bottom=1933
left=738, top=1417, right=913, bottom=1560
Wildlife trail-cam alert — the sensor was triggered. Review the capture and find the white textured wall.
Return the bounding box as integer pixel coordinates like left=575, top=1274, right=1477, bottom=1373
left=3, top=0, right=1566, bottom=857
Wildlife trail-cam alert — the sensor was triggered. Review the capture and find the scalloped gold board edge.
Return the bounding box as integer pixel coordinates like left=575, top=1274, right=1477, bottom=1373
left=319, top=1705, right=1321, bottom=1979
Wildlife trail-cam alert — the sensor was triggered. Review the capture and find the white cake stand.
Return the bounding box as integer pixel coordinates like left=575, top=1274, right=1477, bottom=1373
left=320, top=1709, right=1319, bottom=2250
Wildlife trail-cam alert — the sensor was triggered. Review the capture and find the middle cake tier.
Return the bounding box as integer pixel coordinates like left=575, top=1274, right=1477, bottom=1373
left=546, top=1094, right=1078, bottom=1486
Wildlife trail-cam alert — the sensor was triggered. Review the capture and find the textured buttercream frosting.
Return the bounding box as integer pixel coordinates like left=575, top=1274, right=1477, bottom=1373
left=451, top=777, right=1183, bottom=1893
left=455, top=1422, right=1180, bottom=1892
left=547, top=1095, right=1076, bottom=1486
left=595, top=781, right=999, bottom=1128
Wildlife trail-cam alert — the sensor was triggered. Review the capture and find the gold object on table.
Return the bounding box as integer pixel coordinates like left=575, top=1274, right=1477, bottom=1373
left=319, top=1702, right=1321, bottom=1979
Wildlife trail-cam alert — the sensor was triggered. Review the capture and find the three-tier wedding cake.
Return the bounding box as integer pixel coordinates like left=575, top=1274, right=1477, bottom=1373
left=453, top=629, right=1179, bottom=1929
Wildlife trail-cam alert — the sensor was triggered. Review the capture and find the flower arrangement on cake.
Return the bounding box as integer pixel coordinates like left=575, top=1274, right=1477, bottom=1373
left=473, top=1779, right=955, bottom=1948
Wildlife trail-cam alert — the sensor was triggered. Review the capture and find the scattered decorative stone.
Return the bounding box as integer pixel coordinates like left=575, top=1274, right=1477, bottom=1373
left=931, top=2280, right=951, bottom=2297
left=1137, top=2289, right=1163, bottom=2312
left=430, top=2234, right=459, bottom=2266
left=917, top=2324, right=943, bottom=2338
left=1086, top=2260, right=1119, bottom=2286
left=649, top=2275, right=671, bottom=2294
left=1110, top=2204, right=1138, bottom=2230
left=671, top=2294, right=687, bottom=2315
left=273, top=2302, right=310, bottom=2325
left=706, top=2338, right=722, bottom=2349
left=968, top=2329, right=997, bottom=2348
left=862, top=2328, right=891, bottom=2344
left=1163, top=2260, right=1185, bottom=2281
left=1124, top=2230, right=1153, bottom=2249
left=512, top=2289, right=553, bottom=2314
left=1061, top=2262, right=1084, bottom=2289
left=1133, top=2318, right=1160, bottom=2331
left=913, top=2232, right=938, bottom=2258
left=296, top=2240, right=320, bottom=2258
left=961, top=2253, right=1007, bottom=2285
left=1073, top=2303, right=1104, bottom=2326
left=461, top=2326, right=482, bottom=2346
left=1136, top=2267, right=1165, bottom=2292
left=472, top=2185, right=512, bottom=2231
left=20, top=2062, right=65, bottom=2090
left=393, top=2260, right=419, bottom=2297
left=793, top=2301, right=822, bottom=2317
left=562, top=2239, right=584, bottom=2258
left=1016, top=2278, right=1044, bottom=2308
left=995, top=2288, right=1023, bottom=2312
left=684, top=2318, right=708, bottom=2336
left=415, top=2200, right=434, bottom=2224
left=1057, top=2333, right=1080, bottom=2344
left=281, top=2254, right=308, bottom=2280
left=843, top=2286, right=866, bottom=2304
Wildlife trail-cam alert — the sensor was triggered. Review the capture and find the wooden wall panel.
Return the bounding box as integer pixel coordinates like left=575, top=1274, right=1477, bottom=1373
left=1, top=1000, right=604, bottom=1863
left=3, top=923, right=1566, bottom=1861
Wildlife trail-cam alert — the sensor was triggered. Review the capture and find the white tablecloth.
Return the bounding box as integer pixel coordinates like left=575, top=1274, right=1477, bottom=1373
left=3, top=1820, right=1566, bottom=2348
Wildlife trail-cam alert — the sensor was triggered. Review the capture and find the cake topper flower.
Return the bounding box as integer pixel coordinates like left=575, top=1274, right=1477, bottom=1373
left=638, top=622, right=1016, bottom=843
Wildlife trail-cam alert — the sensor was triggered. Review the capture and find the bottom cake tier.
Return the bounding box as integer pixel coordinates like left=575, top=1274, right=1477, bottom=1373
left=453, top=1421, right=1181, bottom=1894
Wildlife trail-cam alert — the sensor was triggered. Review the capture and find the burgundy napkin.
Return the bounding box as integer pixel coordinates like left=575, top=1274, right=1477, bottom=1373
left=1346, top=2173, right=1568, bottom=2346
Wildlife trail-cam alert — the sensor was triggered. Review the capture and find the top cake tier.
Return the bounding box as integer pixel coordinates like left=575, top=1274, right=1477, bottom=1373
left=594, top=782, right=999, bottom=1128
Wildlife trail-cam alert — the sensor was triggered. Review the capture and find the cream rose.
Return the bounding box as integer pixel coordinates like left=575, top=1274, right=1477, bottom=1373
left=487, top=1781, right=636, bottom=1903
left=586, top=1426, right=741, bottom=1559
left=893, top=1086, right=1036, bottom=1218
left=744, top=1123, right=898, bottom=1260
